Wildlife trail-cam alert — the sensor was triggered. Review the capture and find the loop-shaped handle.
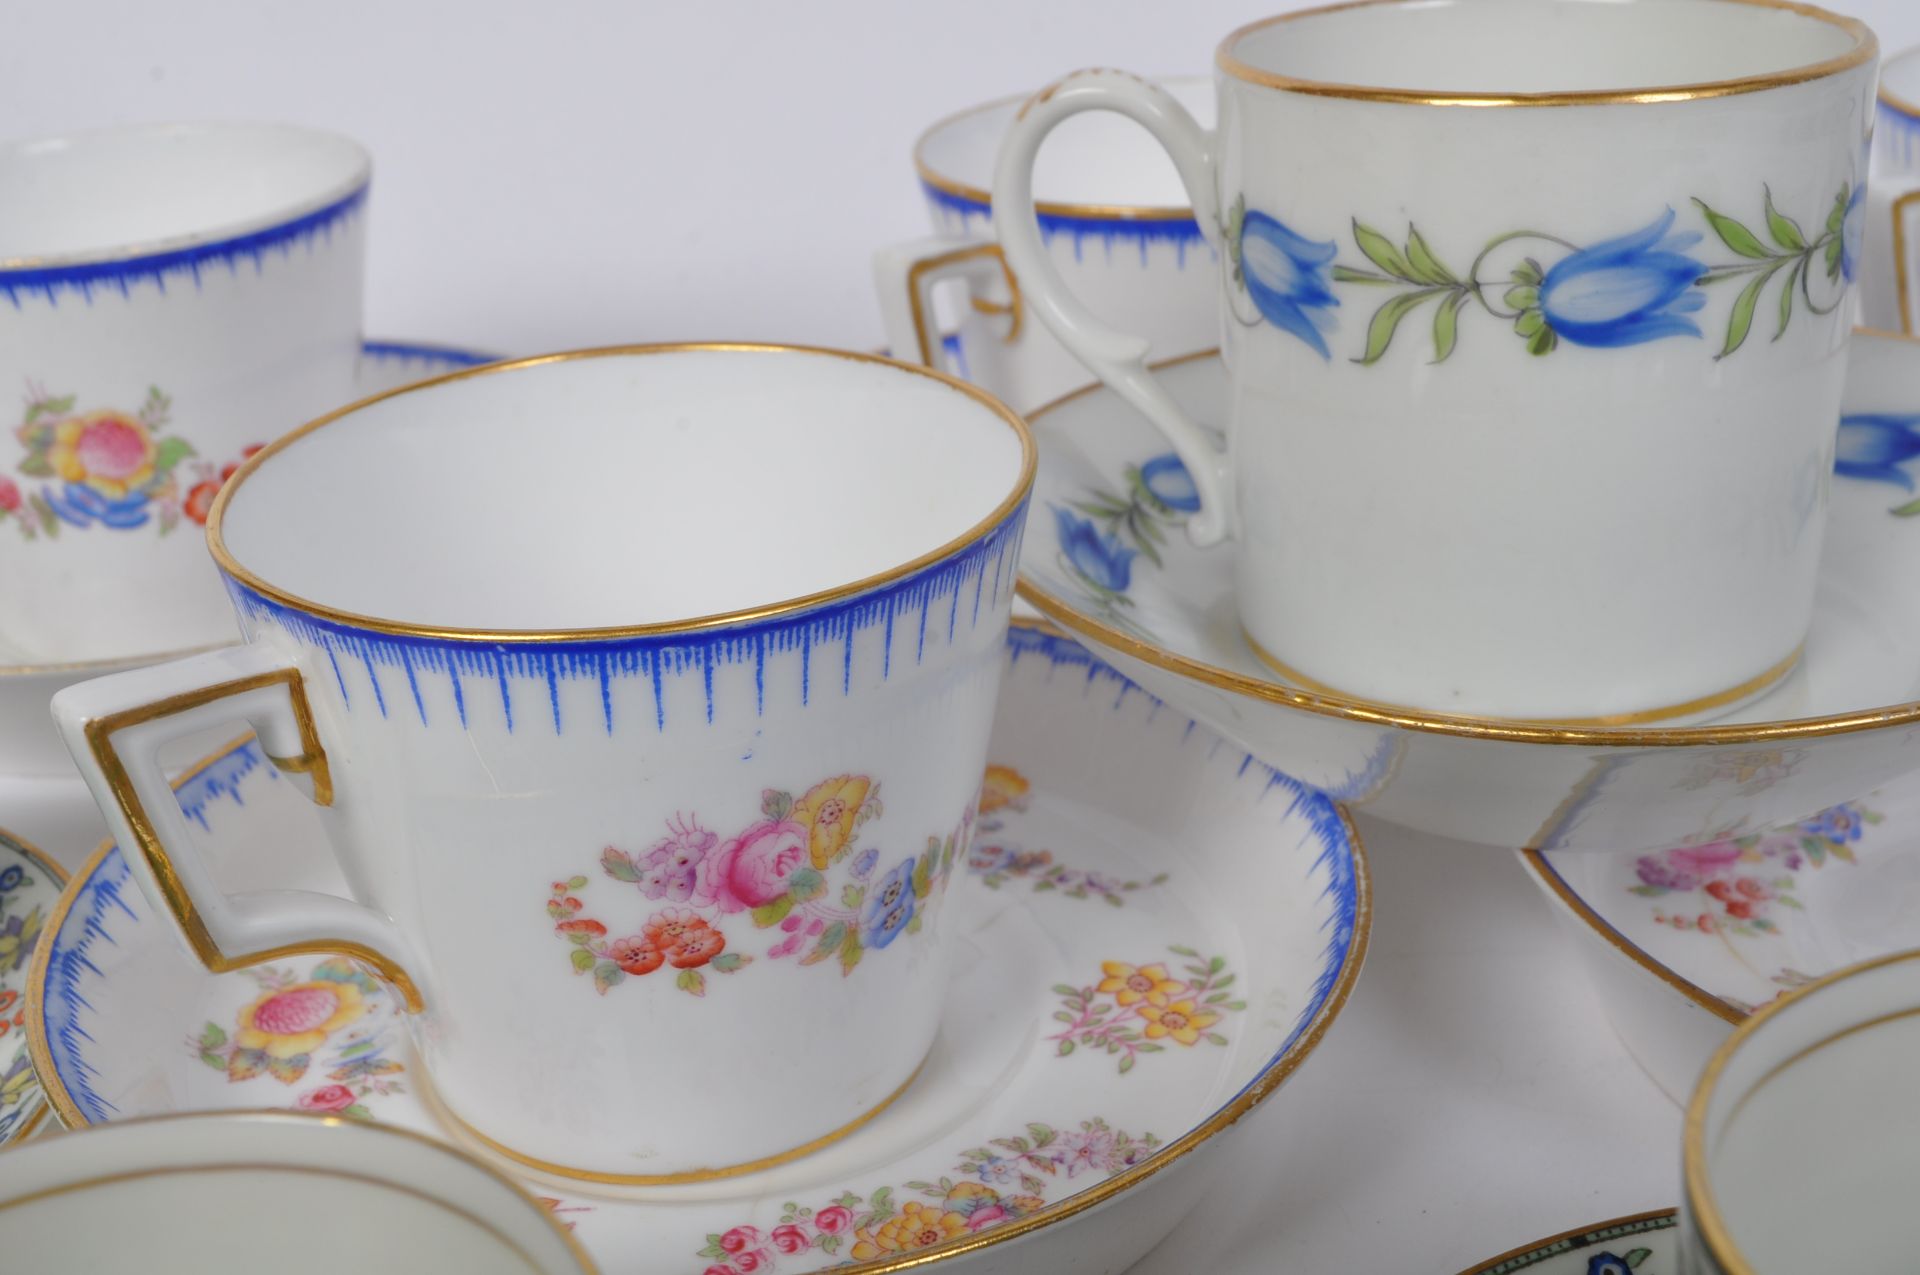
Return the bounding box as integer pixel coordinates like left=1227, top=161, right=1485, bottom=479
left=52, top=642, right=426, bottom=1012
left=992, top=68, right=1232, bottom=545
left=1890, top=185, right=1920, bottom=335
left=872, top=235, right=1022, bottom=369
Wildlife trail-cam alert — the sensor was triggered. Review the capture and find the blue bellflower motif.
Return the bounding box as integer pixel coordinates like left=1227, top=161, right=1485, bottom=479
left=1835, top=413, right=1920, bottom=488
left=0, top=865, right=22, bottom=893
left=1841, top=181, right=1867, bottom=282
left=1139, top=453, right=1201, bottom=513
left=1240, top=211, right=1340, bottom=359
left=862, top=858, right=916, bottom=949
left=1052, top=506, right=1136, bottom=594
left=1538, top=209, right=1709, bottom=348
left=45, top=483, right=151, bottom=529
left=1586, top=1256, right=1634, bottom=1275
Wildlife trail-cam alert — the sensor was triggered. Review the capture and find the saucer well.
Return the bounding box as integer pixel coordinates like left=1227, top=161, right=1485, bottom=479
left=1459, top=1210, right=1679, bottom=1275
left=1019, top=330, right=1920, bottom=852
left=0, top=828, right=62, bottom=1147
left=1522, top=777, right=1920, bottom=1103
left=27, top=622, right=1367, bottom=1275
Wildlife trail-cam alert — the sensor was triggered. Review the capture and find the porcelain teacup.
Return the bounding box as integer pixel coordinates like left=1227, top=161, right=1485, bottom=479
left=52, top=344, right=1035, bottom=1184
left=0, top=1111, right=594, bottom=1273
left=874, top=78, right=1217, bottom=412
left=0, top=122, right=369, bottom=664
left=1869, top=46, right=1920, bottom=333
left=994, top=0, right=1877, bottom=723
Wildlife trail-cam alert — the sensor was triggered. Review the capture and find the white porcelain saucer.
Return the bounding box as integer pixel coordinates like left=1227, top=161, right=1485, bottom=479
left=0, top=828, right=63, bottom=1147
left=1019, top=330, right=1920, bottom=852
left=26, top=623, right=1367, bottom=1275
left=1523, top=775, right=1920, bottom=1103
left=1459, top=1210, right=1679, bottom=1275
left=0, top=338, right=500, bottom=866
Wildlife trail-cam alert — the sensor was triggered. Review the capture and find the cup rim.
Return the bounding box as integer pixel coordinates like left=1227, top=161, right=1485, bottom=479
left=1880, top=44, right=1920, bottom=123
left=0, top=121, right=371, bottom=274
left=1217, top=0, right=1876, bottom=107
left=1681, top=947, right=1920, bottom=1275
left=206, top=342, right=1038, bottom=645
left=912, top=79, right=1205, bottom=222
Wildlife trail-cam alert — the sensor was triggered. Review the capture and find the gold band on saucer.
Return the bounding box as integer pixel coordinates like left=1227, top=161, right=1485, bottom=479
left=419, top=1060, right=923, bottom=1187
left=1242, top=630, right=1804, bottom=729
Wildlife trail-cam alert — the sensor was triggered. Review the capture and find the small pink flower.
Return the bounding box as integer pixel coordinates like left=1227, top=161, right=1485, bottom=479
left=703, top=1267, right=732, bottom=1275
left=1669, top=841, right=1744, bottom=876
left=770, top=1224, right=809, bottom=1254
left=72, top=414, right=152, bottom=482
left=733, top=1250, right=769, bottom=1273
left=966, top=1205, right=1008, bottom=1231
left=0, top=477, right=18, bottom=514
left=699, top=820, right=807, bottom=912
left=813, top=1206, right=853, bottom=1234
left=296, top=1083, right=357, bottom=1112
left=719, top=1226, right=761, bottom=1255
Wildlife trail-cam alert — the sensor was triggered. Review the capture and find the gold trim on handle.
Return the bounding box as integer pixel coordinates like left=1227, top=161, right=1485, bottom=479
left=1217, top=0, right=1875, bottom=107
left=905, top=242, right=1023, bottom=368
left=1893, top=189, right=1920, bottom=336
left=79, top=670, right=421, bottom=1013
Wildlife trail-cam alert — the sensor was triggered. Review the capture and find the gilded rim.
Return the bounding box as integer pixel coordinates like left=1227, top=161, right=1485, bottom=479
left=1218, top=0, right=1874, bottom=107
left=1019, top=333, right=1920, bottom=749
left=206, top=343, right=1037, bottom=644
left=912, top=81, right=1201, bottom=221
left=1879, top=45, right=1920, bottom=123
left=0, top=825, right=66, bottom=1146
left=0, top=1108, right=598, bottom=1273
left=24, top=657, right=1372, bottom=1275
left=0, top=639, right=229, bottom=681
left=1682, top=948, right=1920, bottom=1275
left=0, top=123, right=371, bottom=272
left=1453, top=1207, right=1679, bottom=1275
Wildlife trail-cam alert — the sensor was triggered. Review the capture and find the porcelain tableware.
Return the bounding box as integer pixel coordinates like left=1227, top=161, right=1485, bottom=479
left=0, top=827, right=62, bottom=1147
left=1019, top=330, right=1920, bottom=851
left=1870, top=46, right=1920, bottom=334
left=1681, top=950, right=1920, bottom=1273
left=1460, top=1211, right=1680, bottom=1275
left=28, top=622, right=1369, bottom=1274
left=0, top=122, right=370, bottom=664
left=50, top=343, right=1035, bottom=1184
left=994, top=0, right=1876, bottom=721
left=874, top=79, right=1216, bottom=412
left=0, top=1110, right=595, bottom=1273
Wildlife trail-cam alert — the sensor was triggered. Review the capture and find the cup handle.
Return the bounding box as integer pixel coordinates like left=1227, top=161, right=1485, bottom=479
left=992, top=69, right=1230, bottom=545
left=1891, top=184, right=1920, bottom=335
left=52, top=643, right=426, bottom=1012
left=872, top=235, right=1021, bottom=370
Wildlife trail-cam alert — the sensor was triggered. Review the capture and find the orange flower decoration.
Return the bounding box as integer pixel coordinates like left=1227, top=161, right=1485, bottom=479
left=641, top=908, right=726, bottom=970
left=849, top=1200, right=969, bottom=1260
left=1096, top=962, right=1185, bottom=1009
left=793, top=775, right=871, bottom=869
left=977, top=765, right=1030, bottom=815
left=1135, top=999, right=1220, bottom=1046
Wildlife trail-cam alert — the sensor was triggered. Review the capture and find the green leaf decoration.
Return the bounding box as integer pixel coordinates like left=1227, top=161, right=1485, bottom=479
left=1775, top=260, right=1801, bottom=340
left=592, top=961, right=625, bottom=995
left=1509, top=260, right=1542, bottom=286
left=751, top=895, right=794, bottom=928
left=801, top=921, right=846, bottom=966
left=565, top=929, right=594, bottom=946
left=1431, top=290, right=1468, bottom=363
left=841, top=883, right=865, bottom=909
left=1719, top=267, right=1772, bottom=359
left=199, top=1022, right=228, bottom=1049
left=1352, top=220, right=1415, bottom=280
left=762, top=789, right=793, bottom=821
left=265, top=1053, right=309, bottom=1084
left=676, top=968, right=707, bottom=997
left=1825, top=235, right=1844, bottom=281
left=600, top=847, right=640, bottom=882
left=1057, top=1038, right=1074, bottom=1056
left=1625, top=1248, right=1653, bottom=1268
left=226, top=1048, right=264, bottom=1082
left=1403, top=227, right=1456, bottom=285
left=1354, top=288, right=1445, bottom=365
left=152, top=436, right=195, bottom=473
left=911, top=853, right=934, bottom=900
left=341, top=1104, right=373, bottom=1122
left=27, top=395, right=74, bottom=423
left=1888, top=495, right=1920, bottom=516
left=1763, top=187, right=1806, bottom=250
left=1693, top=199, right=1773, bottom=259
left=838, top=928, right=864, bottom=975
left=570, top=947, right=595, bottom=973
left=17, top=455, right=52, bottom=479
left=786, top=867, right=826, bottom=904
left=1118, top=1053, right=1135, bottom=1074
left=1503, top=285, right=1539, bottom=311
left=710, top=952, right=747, bottom=973
left=566, top=875, right=588, bottom=889
left=1330, top=265, right=1395, bottom=284
left=1827, top=185, right=1850, bottom=234
left=1224, top=193, right=1245, bottom=268
left=1526, top=326, right=1558, bottom=357
left=198, top=1050, right=227, bottom=1071
left=1514, top=308, right=1545, bottom=338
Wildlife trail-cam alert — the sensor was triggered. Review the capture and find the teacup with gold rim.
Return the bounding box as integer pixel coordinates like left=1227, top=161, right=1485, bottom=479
left=994, top=0, right=1877, bottom=723
left=51, top=344, right=1035, bottom=1185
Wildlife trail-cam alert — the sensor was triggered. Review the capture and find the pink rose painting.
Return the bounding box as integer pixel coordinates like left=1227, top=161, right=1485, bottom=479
left=698, top=820, right=807, bottom=912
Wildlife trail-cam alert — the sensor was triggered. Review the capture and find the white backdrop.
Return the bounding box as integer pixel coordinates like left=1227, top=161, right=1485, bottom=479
left=9, top=0, right=1914, bottom=361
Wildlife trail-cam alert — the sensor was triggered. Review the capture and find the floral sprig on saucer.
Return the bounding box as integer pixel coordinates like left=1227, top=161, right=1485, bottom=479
left=549, top=775, right=964, bottom=998
left=189, top=959, right=407, bottom=1121
left=1836, top=412, right=1920, bottom=516
left=1049, top=947, right=1245, bottom=1073
left=1630, top=800, right=1878, bottom=938
left=969, top=765, right=1167, bottom=906
left=694, top=1117, right=1159, bottom=1272
left=1048, top=451, right=1198, bottom=637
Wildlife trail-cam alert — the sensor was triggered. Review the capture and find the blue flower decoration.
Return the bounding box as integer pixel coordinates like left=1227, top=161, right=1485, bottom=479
left=1139, top=453, right=1200, bottom=513
left=44, top=483, right=151, bottom=530
left=1240, top=210, right=1340, bottom=359
left=0, top=865, right=22, bottom=893
left=1053, top=506, right=1136, bottom=594
left=1587, top=1255, right=1633, bottom=1275
left=1835, top=413, right=1920, bottom=489
left=850, top=846, right=880, bottom=881
left=862, top=858, right=916, bottom=950
left=1841, top=181, right=1866, bottom=283
left=1539, top=209, right=1709, bottom=348
left=1800, top=803, right=1864, bottom=844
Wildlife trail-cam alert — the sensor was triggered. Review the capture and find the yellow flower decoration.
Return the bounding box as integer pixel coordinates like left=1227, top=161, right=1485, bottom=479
left=793, top=775, right=871, bottom=869
left=1136, top=998, right=1220, bottom=1047
left=49, top=411, right=157, bottom=498
left=849, top=1200, right=969, bottom=1260
left=234, top=980, right=366, bottom=1059
left=1096, top=961, right=1184, bottom=1009
left=977, top=765, right=1029, bottom=815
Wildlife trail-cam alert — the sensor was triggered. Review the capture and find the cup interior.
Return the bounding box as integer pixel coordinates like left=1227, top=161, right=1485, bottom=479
left=917, top=76, right=1213, bottom=207
left=0, top=122, right=368, bottom=264
left=1225, top=0, right=1867, bottom=96
left=214, top=347, right=1031, bottom=632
